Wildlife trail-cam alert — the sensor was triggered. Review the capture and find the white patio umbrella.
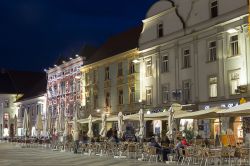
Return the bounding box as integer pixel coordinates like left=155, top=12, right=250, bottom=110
left=99, top=113, right=107, bottom=138
left=46, top=112, right=52, bottom=137
left=64, top=118, right=68, bottom=137
left=55, top=115, right=59, bottom=135
left=138, top=109, right=144, bottom=139
left=36, top=110, right=43, bottom=138
left=166, top=107, right=174, bottom=140
left=117, top=112, right=123, bottom=138
left=14, top=114, right=17, bottom=137
left=73, top=112, right=79, bottom=139
left=23, top=109, right=29, bottom=137
left=87, top=115, right=93, bottom=138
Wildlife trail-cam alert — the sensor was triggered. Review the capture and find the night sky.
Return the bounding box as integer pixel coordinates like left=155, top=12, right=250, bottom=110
left=0, top=0, right=156, bottom=71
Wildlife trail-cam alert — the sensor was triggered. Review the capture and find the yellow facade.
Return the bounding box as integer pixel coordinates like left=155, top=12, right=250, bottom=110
left=80, top=49, right=140, bottom=117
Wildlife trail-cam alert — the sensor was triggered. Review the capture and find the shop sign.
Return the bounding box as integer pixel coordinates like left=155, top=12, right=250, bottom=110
left=203, top=102, right=239, bottom=110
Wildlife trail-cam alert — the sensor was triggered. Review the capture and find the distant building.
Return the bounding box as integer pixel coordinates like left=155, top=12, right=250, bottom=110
left=15, top=74, right=47, bottom=137
left=0, top=69, right=45, bottom=138
left=45, top=46, right=96, bottom=135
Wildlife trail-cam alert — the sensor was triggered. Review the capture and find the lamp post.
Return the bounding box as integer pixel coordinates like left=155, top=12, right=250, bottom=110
left=172, top=89, right=182, bottom=101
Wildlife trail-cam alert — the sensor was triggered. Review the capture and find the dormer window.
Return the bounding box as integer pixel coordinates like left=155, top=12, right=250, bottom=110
left=157, top=23, right=163, bottom=38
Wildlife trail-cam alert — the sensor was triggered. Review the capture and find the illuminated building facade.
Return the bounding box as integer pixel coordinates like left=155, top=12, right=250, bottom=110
left=80, top=27, right=142, bottom=120
left=46, top=46, right=96, bottom=134
left=139, top=0, right=250, bottom=138
left=0, top=69, right=45, bottom=138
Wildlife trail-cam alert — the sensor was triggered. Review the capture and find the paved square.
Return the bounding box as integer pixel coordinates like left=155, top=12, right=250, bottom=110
left=0, top=142, right=171, bottom=166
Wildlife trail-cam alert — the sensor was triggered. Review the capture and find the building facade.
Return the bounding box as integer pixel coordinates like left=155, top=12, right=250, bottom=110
left=80, top=27, right=142, bottom=119
left=139, top=0, right=250, bottom=138
left=46, top=55, right=84, bottom=134
left=0, top=69, right=45, bottom=138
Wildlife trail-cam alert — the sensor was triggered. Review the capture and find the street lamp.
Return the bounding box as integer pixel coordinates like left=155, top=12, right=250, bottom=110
left=172, top=89, right=182, bottom=101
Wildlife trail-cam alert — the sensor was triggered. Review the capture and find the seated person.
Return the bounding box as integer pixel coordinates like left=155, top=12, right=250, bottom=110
left=181, top=137, right=189, bottom=146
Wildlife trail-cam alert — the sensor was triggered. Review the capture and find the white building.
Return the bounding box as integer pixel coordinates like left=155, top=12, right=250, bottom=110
left=0, top=69, right=45, bottom=138
left=139, top=0, right=249, bottom=137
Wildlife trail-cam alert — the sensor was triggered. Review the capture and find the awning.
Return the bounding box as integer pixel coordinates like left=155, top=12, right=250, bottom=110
left=218, top=102, right=250, bottom=115
left=175, top=107, right=224, bottom=119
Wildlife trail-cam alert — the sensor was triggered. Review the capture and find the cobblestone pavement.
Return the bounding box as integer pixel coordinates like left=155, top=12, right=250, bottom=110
left=0, top=142, right=174, bottom=166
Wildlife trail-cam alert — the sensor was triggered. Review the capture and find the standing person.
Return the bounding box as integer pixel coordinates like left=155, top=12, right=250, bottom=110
left=73, top=130, right=79, bottom=154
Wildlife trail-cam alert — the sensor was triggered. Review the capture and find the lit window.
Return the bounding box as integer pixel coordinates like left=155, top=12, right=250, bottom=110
left=183, top=80, right=191, bottom=102
left=183, top=49, right=191, bottom=68
left=210, top=0, right=218, bottom=18
left=208, top=41, right=217, bottom=62
left=230, top=71, right=240, bottom=95
left=129, top=87, right=136, bottom=103
left=146, top=58, right=152, bottom=77
left=162, top=54, right=169, bottom=72
left=162, top=85, right=170, bottom=104
left=230, top=35, right=239, bottom=57
left=118, top=90, right=123, bottom=105
left=105, top=67, right=110, bottom=80
left=209, top=76, right=218, bottom=98
left=118, top=62, right=123, bottom=77
left=146, top=87, right=152, bottom=105
left=157, top=23, right=163, bottom=38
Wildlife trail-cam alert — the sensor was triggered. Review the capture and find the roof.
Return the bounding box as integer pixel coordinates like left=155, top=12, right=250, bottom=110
left=16, top=73, right=47, bottom=102
left=85, top=25, right=142, bottom=65
left=54, top=45, right=97, bottom=66
left=0, top=69, right=45, bottom=94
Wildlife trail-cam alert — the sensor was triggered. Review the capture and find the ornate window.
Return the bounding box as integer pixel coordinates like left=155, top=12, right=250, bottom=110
left=183, top=49, right=191, bottom=68
left=230, top=35, right=239, bottom=57
left=162, top=54, right=169, bottom=72
left=209, top=76, right=218, bottom=98
left=208, top=41, right=217, bottom=62
left=145, top=58, right=152, bottom=77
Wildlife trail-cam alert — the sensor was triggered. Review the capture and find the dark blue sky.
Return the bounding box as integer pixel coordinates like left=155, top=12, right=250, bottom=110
left=0, top=0, right=156, bottom=71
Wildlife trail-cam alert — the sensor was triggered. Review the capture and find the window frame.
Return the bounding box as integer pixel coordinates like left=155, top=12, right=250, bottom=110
left=210, top=0, right=218, bottom=18
left=162, top=84, right=170, bottom=104
left=208, top=41, right=217, bottom=62
left=157, top=23, right=164, bottom=38
left=161, top=53, right=169, bottom=73
left=229, top=70, right=240, bottom=95
left=117, top=62, right=123, bottom=77
left=118, top=89, right=123, bottom=105
left=208, top=76, right=218, bottom=98
left=129, top=86, right=136, bottom=104
left=182, top=80, right=191, bottom=102
left=145, top=57, right=152, bottom=77
left=229, top=35, right=239, bottom=57
left=182, top=48, right=191, bottom=68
